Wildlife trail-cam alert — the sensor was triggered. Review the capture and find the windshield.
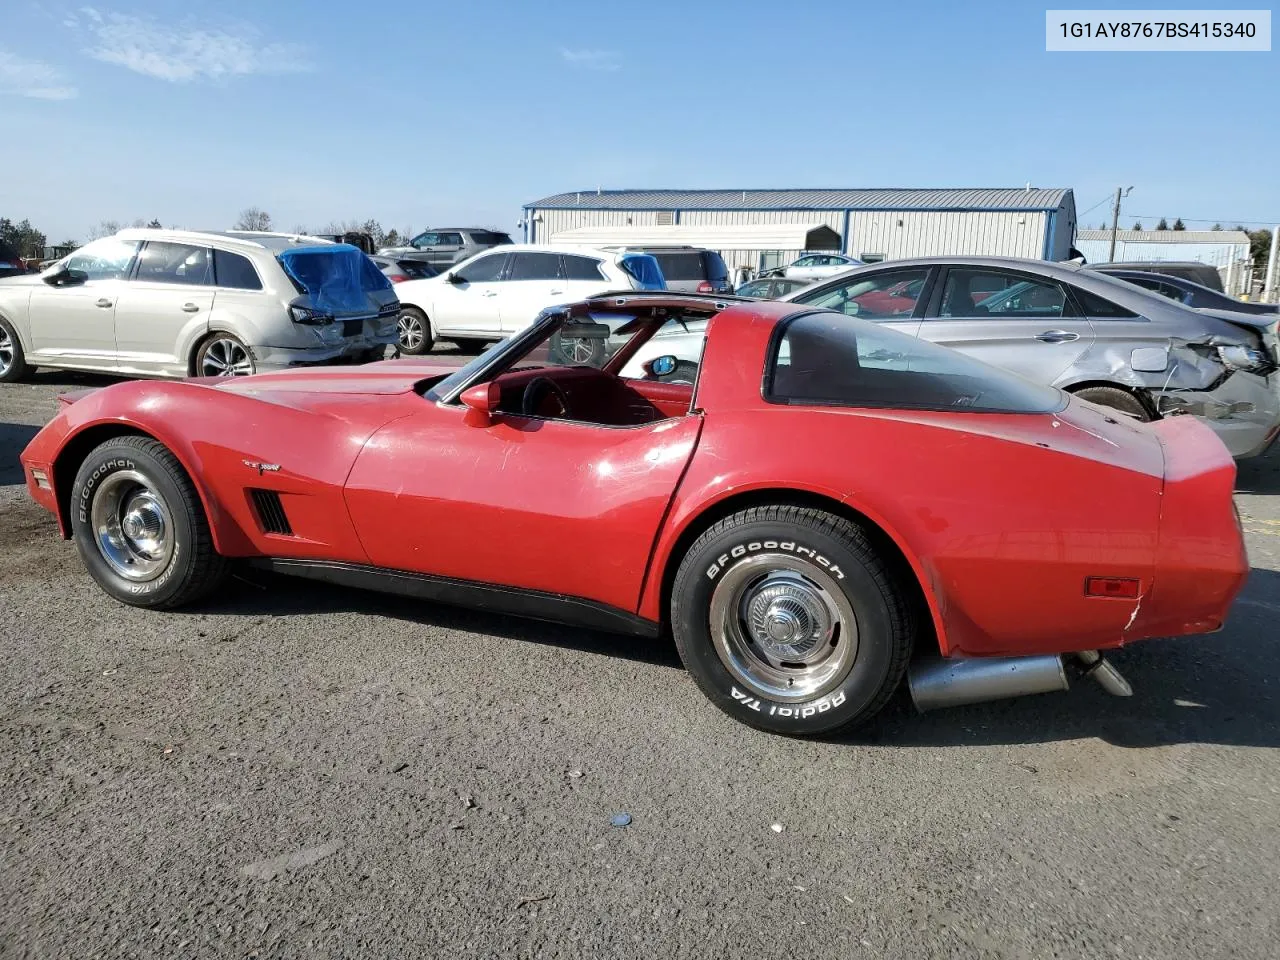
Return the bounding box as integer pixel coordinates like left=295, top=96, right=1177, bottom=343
left=278, top=245, right=393, bottom=315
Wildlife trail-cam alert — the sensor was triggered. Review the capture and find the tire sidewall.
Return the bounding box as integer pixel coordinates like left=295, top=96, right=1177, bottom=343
left=674, top=519, right=899, bottom=735
left=70, top=444, right=198, bottom=607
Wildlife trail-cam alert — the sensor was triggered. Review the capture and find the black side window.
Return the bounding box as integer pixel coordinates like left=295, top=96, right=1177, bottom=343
left=411, top=232, right=440, bottom=249
left=134, top=241, right=213, bottom=286
left=1070, top=286, right=1138, bottom=318
left=507, top=252, right=562, bottom=281
left=213, top=249, right=263, bottom=290
left=439, top=232, right=464, bottom=246
left=562, top=255, right=605, bottom=281
left=938, top=269, right=1066, bottom=319
left=795, top=267, right=931, bottom=321
left=455, top=254, right=506, bottom=283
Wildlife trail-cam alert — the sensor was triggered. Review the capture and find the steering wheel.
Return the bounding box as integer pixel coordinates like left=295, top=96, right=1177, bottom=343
left=521, top=376, right=572, bottom=419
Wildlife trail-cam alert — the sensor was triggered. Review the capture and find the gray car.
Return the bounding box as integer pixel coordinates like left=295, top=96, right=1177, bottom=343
left=775, top=256, right=1279, bottom=459
left=0, top=229, right=399, bottom=382
left=378, top=228, right=513, bottom=272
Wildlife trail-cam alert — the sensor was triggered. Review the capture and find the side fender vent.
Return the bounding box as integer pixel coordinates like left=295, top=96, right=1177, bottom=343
left=250, top=489, right=293, bottom=536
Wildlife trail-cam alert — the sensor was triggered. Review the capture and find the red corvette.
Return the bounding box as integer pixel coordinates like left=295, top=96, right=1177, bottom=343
left=20, top=293, right=1248, bottom=735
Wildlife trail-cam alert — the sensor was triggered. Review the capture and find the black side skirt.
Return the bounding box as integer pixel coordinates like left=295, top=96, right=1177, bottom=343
left=249, top=558, right=662, bottom=639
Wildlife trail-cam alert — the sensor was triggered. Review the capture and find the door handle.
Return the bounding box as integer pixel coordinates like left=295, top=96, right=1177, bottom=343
left=95, top=298, right=113, bottom=308
left=549, top=289, right=564, bottom=295
left=182, top=303, right=200, bottom=313
left=482, top=291, right=498, bottom=297
left=1035, top=329, right=1079, bottom=343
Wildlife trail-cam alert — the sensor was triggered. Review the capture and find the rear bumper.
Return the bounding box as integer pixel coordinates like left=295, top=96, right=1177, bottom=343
left=254, top=329, right=398, bottom=372
left=1155, top=370, right=1280, bottom=459
left=1128, top=415, right=1249, bottom=640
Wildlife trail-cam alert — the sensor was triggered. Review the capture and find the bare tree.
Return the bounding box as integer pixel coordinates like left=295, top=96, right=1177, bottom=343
left=87, top=220, right=122, bottom=240
left=234, top=207, right=273, bottom=231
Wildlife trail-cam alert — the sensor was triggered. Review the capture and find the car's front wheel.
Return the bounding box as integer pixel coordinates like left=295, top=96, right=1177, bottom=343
left=0, top=316, right=31, bottom=383
left=196, top=334, right=256, bottom=377
left=397, top=307, right=433, bottom=355
left=671, top=505, right=914, bottom=736
left=70, top=436, right=228, bottom=608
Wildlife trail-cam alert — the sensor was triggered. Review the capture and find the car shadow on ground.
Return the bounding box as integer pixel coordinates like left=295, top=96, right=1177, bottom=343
left=1236, top=453, right=1280, bottom=495
left=848, top=566, right=1280, bottom=751
left=22, top=368, right=125, bottom=389
left=209, top=565, right=1280, bottom=748
left=214, top=568, right=685, bottom=670
left=0, top=421, right=39, bottom=485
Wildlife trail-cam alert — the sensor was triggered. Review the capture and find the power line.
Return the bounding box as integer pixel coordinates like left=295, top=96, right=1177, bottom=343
left=1076, top=193, right=1115, bottom=219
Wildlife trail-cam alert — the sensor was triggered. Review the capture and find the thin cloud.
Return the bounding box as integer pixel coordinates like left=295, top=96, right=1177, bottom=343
left=560, top=48, right=621, bottom=71
left=71, top=8, right=311, bottom=83
left=0, top=50, right=77, bottom=100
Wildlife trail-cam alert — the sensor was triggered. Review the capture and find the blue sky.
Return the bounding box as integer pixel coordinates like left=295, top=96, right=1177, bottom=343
left=1, top=0, right=1276, bottom=243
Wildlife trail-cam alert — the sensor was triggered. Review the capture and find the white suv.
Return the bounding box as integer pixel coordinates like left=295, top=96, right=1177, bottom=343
left=0, top=229, right=399, bottom=382
left=391, top=245, right=665, bottom=353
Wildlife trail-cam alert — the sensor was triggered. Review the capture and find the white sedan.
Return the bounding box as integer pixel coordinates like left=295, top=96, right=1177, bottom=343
left=782, top=253, right=864, bottom=281
left=391, top=245, right=664, bottom=354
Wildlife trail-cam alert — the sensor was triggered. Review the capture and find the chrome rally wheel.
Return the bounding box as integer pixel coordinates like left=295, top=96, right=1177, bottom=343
left=90, top=470, right=175, bottom=581
left=708, top=555, right=858, bottom=703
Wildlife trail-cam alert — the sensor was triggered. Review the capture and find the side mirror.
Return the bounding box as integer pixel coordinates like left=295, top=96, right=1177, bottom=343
left=44, top=266, right=87, bottom=287
left=644, top=355, right=678, bottom=378
left=445, top=272, right=465, bottom=285
left=459, top=381, right=501, bottom=424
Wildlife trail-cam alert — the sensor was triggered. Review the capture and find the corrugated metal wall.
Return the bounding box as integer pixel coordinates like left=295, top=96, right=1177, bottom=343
left=530, top=206, right=1056, bottom=266
left=531, top=209, right=666, bottom=243
left=847, top=211, right=1046, bottom=260
left=678, top=209, right=847, bottom=232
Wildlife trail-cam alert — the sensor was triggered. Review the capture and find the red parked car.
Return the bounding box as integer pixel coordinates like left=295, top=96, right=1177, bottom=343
left=20, top=293, right=1248, bottom=735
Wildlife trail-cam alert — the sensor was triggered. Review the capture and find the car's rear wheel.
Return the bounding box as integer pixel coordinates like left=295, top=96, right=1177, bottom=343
left=397, top=307, right=433, bottom=355
left=671, top=505, right=914, bottom=736
left=1072, top=385, right=1152, bottom=421
left=0, top=317, right=31, bottom=383
left=196, top=334, right=256, bottom=377
left=70, top=436, right=229, bottom=609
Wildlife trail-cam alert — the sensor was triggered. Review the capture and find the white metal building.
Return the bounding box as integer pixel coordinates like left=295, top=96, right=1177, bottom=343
left=523, top=188, right=1078, bottom=271
left=1074, top=229, right=1251, bottom=267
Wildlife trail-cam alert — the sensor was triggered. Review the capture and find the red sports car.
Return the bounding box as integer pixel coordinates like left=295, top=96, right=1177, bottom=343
left=20, top=293, right=1248, bottom=735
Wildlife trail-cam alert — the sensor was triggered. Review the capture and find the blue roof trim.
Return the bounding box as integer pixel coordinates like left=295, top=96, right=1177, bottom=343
left=528, top=204, right=1066, bottom=214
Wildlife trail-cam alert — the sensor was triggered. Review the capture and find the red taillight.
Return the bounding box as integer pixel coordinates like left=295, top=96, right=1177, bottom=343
left=696, top=281, right=714, bottom=293
left=388, top=275, right=408, bottom=283
left=1084, top=577, right=1141, bottom=599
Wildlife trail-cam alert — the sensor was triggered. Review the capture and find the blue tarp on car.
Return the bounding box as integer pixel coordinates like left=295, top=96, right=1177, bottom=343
left=278, top=244, right=392, bottom=316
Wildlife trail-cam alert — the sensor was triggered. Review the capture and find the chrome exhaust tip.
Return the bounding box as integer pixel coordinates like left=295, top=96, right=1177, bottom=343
left=908, top=655, right=1070, bottom=713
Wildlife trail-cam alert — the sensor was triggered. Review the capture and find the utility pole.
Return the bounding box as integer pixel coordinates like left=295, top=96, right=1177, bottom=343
left=1108, top=186, right=1132, bottom=262
left=1265, top=225, right=1280, bottom=304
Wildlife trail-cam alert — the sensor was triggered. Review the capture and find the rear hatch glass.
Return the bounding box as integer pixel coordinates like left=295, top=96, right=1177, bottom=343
left=469, top=231, right=513, bottom=245
left=278, top=245, right=393, bottom=316
left=652, top=253, right=706, bottom=282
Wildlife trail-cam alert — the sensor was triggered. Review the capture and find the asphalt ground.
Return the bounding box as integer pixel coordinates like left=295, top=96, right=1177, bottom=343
left=1, top=356, right=1278, bottom=959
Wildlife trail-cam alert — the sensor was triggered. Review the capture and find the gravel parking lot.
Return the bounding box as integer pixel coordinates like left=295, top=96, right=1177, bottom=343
left=2, top=363, right=1279, bottom=959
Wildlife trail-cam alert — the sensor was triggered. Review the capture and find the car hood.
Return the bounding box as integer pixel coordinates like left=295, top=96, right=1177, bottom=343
left=207, top=357, right=467, bottom=398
